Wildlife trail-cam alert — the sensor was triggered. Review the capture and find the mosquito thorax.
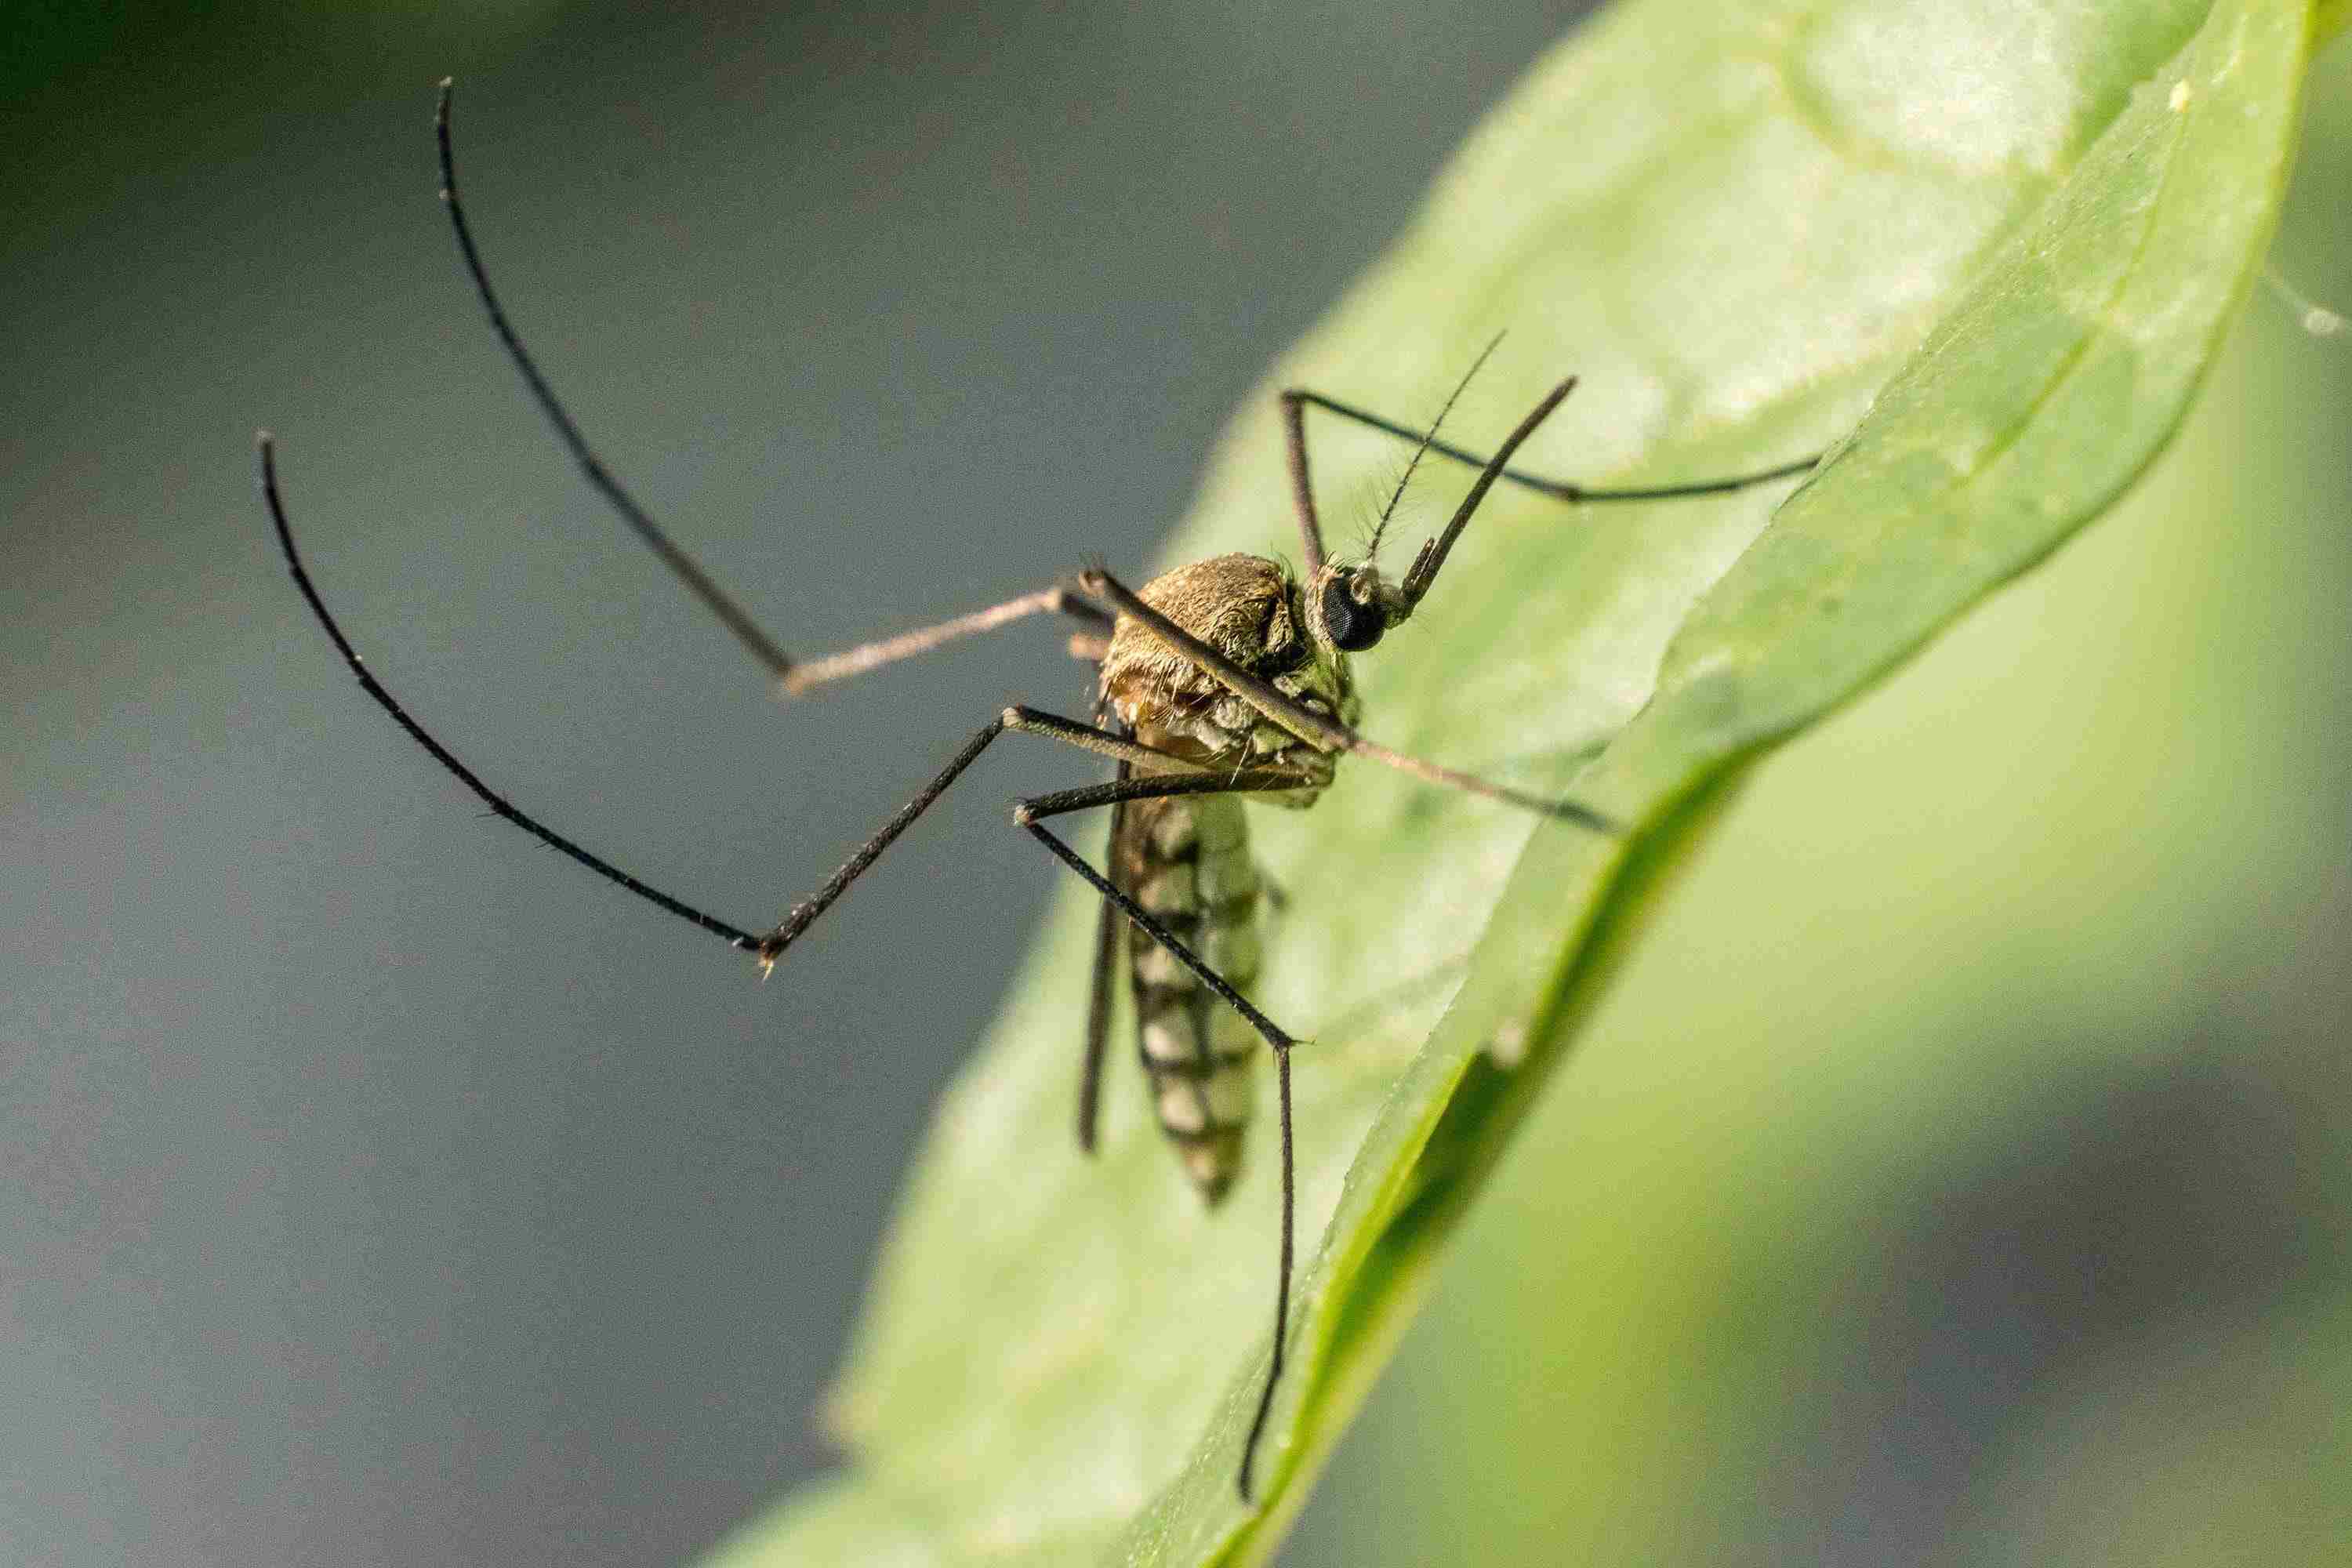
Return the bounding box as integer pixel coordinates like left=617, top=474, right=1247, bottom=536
left=1099, top=554, right=1352, bottom=764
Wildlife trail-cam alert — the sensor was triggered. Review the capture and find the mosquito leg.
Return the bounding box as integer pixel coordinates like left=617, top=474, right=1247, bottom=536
left=780, top=590, right=1112, bottom=697
left=1076, top=768, right=1127, bottom=1156
left=757, top=707, right=1207, bottom=967
left=436, top=82, right=793, bottom=681
left=1280, top=387, right=1328, bottom=579
left=1005, top=707, right=1207, bottom=774
left=1021, top=817, right=1294, bottom=1503
left=1283, top=385, right=1820, bottom=504
left=1015, top=768, right=1319, bottom=822
left=1076, top=703, right=1138, bottom=1155
left=1254, top=1043, right=1294, bottom=1507
left=1014, top=766, right=1326, bottom=1504
left=436, top=82, right=1116, bottom=701
left=257, top=434, right=764, bottom=953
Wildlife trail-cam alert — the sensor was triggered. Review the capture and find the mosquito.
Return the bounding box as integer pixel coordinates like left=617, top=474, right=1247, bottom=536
left=256, top=81, right=1820, bottom=1504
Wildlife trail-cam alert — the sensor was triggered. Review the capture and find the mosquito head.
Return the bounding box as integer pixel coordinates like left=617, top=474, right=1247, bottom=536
left=1306, top=561, right=1413, bottom=655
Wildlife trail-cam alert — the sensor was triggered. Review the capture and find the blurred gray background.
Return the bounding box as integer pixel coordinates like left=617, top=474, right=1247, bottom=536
left=2, top=2, right=1585, bottom=1562
left=9, top=5, right=2350, bottom=1566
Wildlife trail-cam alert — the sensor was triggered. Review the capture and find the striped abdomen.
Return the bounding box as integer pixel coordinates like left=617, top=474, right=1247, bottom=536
left=1115, top=790, right=1262, bottom=1203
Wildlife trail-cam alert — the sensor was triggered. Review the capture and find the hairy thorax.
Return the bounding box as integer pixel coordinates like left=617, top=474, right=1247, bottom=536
left=1097, top=553, right=1351, bottom=796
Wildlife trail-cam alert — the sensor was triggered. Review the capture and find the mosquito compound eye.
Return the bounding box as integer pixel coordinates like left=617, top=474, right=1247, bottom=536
left=1321, top=575, right=1385, bottom=652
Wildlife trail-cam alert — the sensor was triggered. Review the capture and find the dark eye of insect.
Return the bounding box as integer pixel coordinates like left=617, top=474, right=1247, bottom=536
left=1321, top=575, right=1385, bottom=652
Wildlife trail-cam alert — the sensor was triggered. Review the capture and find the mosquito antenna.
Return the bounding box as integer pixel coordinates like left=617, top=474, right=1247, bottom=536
left=434, top=79, right=796, bottom=684
left=256, top=433, right=763, bottom=953
left=1365, top=332, right=1505, bottom=564
left=1287, top=387, right=1820, bottom=504
left=1398, top=376, right=1577, bottom=609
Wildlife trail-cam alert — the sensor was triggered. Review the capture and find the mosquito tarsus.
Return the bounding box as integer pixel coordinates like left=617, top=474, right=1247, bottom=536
left=256, top=79, right=1821, bottom=1507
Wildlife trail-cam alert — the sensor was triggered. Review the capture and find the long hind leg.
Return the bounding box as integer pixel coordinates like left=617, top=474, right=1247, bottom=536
left=1013, top=768, right=1324, bottom=1505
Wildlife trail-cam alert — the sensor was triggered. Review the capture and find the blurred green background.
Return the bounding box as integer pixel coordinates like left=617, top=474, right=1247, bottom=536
left=3, top=2, right=2345, bottom=1564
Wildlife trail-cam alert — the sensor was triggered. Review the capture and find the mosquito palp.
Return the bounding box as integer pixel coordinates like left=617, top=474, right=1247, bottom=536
left=264, top=82, right=1824, bottom=1510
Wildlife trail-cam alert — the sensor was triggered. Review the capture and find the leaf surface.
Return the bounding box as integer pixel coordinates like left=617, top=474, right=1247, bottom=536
left=715, top=1, right=2313, bottom=1561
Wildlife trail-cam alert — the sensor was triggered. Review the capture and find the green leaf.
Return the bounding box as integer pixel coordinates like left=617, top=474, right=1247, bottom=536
left=713, top=1, right=2313, bottom=1562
